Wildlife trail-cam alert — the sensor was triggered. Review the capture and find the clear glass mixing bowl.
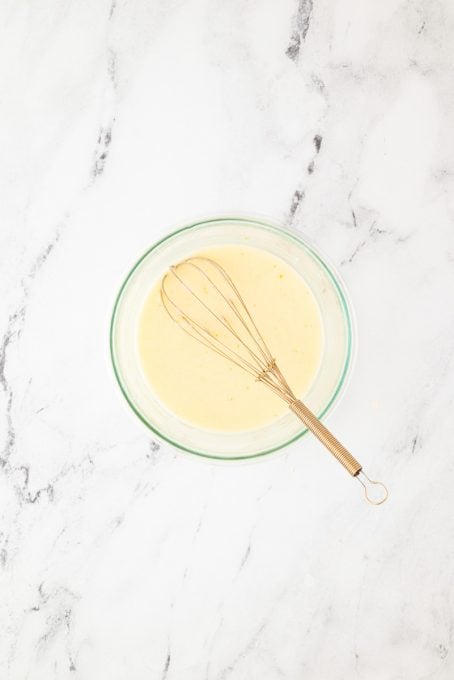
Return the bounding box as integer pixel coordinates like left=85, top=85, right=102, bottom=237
left=110, top=216, right=355, bottom=460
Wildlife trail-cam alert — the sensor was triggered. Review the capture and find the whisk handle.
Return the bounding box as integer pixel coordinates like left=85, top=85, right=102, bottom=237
left=290, top=399, right=388, bottom=504
left=289, top=399, right=362, bottom=476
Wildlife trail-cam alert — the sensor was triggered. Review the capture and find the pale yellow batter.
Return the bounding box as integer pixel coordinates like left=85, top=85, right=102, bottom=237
left=138, top=245, right=323, bottom=431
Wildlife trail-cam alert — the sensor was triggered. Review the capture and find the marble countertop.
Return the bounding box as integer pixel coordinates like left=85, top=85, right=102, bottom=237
left=1, top=1, right=454, bottom=678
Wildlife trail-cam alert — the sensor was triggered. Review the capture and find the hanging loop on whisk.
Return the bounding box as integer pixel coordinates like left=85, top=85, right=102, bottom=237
left=355, top=471, right=388, bottom=505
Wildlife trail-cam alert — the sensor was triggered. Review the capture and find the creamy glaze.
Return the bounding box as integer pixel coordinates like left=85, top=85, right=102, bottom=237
left=138, top=245, right=323, bottom=431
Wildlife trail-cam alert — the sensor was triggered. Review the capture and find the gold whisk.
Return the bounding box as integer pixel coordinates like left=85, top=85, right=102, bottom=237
left=161, top=256, right=388, bottom=505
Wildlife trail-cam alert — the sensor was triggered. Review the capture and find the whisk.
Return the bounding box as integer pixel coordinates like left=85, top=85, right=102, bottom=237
left=161, top=256, right=388, bottom=505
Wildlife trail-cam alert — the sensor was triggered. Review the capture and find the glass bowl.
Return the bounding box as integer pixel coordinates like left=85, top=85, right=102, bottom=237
left=110, top=216, right=355, bottom=460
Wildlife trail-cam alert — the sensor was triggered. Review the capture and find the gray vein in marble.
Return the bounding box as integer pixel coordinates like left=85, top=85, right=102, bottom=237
left=439, top=644, right=449, bottom=660
left=146, top=439, right=162, bottom=465
left=29, top=582, right=51, bottom=613
left=286, top=0, right=314, bottom=62
left=341, top=240, right=367, bottom=266
left=204, top=607, right=225, bottom=680
left=217, top=620, right=267, bottom=680
left=3, top=448, right=97, bottom=572
left=396, top=233, right=412, bottom=244
left=0, top=230, right=61, bottom=469
left=411, top=434, right=421, bottom=455
left=288, top=188, right=305, bottom=221
left=28, top=237, right=60, bottom=278
left=341, top=212, right=398, bottom=265
left=311, top=73, right=326, bottom=94
left=91, top=48, right=117, bottom=180
left=288, top=134, right=323, bottom=222
left=144, top=440, right=177, bottom=488
left=181, top=499, right=211, bottom=583
left=307, top=134, right=322, bottom=174
left=347, top=191, right=359, bottom=229
left=194, top=502, right=208, bottom=538
left=91, top=125, right=114, bottom=179
left=109, top=0, right=117, bottom=20
left=256, top=483, right=273, bottom=502
left=0, top=328, right=18, bottom=467
left=238, top=543, right=251, bottom=571
left=161, top=651, right=171, bottom=679
left=33, top=585, right=79, bottom=662
left=37, top=607, right=72, bottom=651
left=107, top=48, right=118, bottom=90
left=369, top=221, right=388, bottom=238
left=313, top=134, right=322, bottom=153
left=17, top=464, right=54, bottom=505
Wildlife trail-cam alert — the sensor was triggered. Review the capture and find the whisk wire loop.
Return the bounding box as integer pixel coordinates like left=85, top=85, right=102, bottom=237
left=161, top=284, right=262, bottom=380
left=163, top=260, right=269, bottom=373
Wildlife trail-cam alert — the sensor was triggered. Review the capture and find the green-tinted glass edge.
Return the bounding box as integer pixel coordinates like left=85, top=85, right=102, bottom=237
left=109, top=216, right=353, bottom=461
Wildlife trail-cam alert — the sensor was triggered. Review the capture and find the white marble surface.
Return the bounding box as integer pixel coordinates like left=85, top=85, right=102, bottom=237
left=1, top=1, right=454, bottom=678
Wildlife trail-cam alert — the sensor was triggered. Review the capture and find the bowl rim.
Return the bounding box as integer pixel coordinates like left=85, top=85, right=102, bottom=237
left=110, top=215, right=355, bottom=460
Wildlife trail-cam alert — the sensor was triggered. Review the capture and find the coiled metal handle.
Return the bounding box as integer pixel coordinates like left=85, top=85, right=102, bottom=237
left=289, top=399, right=388, bottom=504
left=290, top=399, right=362, bottom=475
